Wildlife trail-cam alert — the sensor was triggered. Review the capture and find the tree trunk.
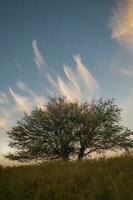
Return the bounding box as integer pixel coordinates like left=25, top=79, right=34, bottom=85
left=62, top=153, right=69, bottom=161
left=78, top=147, right=85, bottom=160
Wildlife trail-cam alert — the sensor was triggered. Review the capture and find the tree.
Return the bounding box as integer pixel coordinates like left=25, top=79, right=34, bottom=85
left=75, top=99, right=133, bottom=159
left=6, top=96, right=81, bottom=161
left=6, top=96, right=133, bottom=161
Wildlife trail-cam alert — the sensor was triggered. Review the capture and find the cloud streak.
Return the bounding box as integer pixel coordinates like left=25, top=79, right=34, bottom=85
left=0, top=93, right=9, bottom=105
left=16, top=80, right=46, bottom=108
left=74, top=55, right=99, bottom=92
left=49, top=54, right=99, bottom=101
left=32, top=40, right=99, bottom=101
left=32, top=40, right=46, bottom=71
left=0, top=80, right=46, bottom=134
left=10, top=80, right=46, bottom=113
left=64, top=64, right=81, bottom=96
left=9, top=87, right=33, bottom=113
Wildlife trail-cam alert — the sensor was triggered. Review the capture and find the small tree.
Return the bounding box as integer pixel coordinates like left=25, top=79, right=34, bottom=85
left=6, top=96, right=133, bottom=161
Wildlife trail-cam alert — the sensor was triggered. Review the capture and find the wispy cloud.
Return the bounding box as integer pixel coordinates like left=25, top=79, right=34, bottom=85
left=0, top=42, right=99, bottom=141
left=0, top=117, right=8, bottom=130
left=32, top=40, right=99, bottom=101
left=9, top=87, right=32, bottom=113
left=32, top=40, right=46, bottom=71
left=49, top=54, right=99, bottom=101
left=120, top=68, right=133, bottom=76
left=16, top=80, right=46, bottom=108
left=74, top=54, right=99, bottom=92
left=0, top=80, right=46, bottom=133
left=10, top=80, right=46, bottom=113
left=14, top=58, right=23, bottom=73
left=0, top=93, right=9, bottom=104
left=110, top=0, right=133, bottom=47
left=64, top=64, right=81, bottom=96
left=57, top=76, right=79, bottom=101
left=16, top=80, right=37, bottom=97
left=47, top=74, right=58, bottom=88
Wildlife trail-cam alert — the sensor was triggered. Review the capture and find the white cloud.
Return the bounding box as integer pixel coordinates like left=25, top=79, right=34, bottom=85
left=9, top=87, right=32, bottom=113
left=49, top=54, right=99, bottom=101
left=109, top=0, right=133, bottom=131
left=120, top=68, right=133, bottom=76
left=16, top=80, right=27, bottom=91
left=9, top=80, right=46, bottom=113
left=16, top=80, right=37, bottom=97
left=57, top=76, right=79, bottom=101
left=110, top=0, right=133, bottom=47
left=64, top=64, right=81, bottom=96
left=0, top=80, right=46, bottom=133
left=16, top=80, right=46, bottom=109
left=47, top=74, right=58, bottom=88
left=0, top=103, right=19, bottom=133
left=0, top=93, right=9, bottom=104
left=32, top=40, right=46, bottom=71
left=74, top=54, right=99, bottom=92
left=0, top=117, right=8, bottom=130
left=32, top=41, right=99, bottom=101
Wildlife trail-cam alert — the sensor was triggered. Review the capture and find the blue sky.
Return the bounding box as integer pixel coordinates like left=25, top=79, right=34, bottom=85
left=1, top=0, right=133, bottom=158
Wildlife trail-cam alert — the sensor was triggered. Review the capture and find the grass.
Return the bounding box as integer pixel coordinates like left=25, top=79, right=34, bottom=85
left=0, top=156, right=133, bottom=200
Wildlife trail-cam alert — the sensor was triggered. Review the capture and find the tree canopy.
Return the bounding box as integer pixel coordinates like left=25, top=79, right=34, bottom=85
left=6, top=96, right=133, bottom=161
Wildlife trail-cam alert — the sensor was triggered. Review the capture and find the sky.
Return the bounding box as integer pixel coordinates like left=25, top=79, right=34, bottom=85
left=1, top=0, right=133, bottom=159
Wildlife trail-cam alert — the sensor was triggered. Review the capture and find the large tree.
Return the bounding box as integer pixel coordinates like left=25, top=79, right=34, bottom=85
left=6, top=96, right=133, bottom=161
left=6, top=96, right=81, bottom=161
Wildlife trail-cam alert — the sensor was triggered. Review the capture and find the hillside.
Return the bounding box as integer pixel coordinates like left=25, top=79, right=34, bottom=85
left=0, top=156, right=133, bottom=200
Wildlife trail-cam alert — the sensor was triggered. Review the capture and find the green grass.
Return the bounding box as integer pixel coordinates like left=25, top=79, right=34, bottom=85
left=0, top=156, right=133, bottom=200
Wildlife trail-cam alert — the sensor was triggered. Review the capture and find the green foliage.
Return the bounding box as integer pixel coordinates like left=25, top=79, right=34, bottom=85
left=76, top=98, right=133, bottom=159
left=0, top=156, right=133, bottom=200
left=6, top=96, right=133, bottom=161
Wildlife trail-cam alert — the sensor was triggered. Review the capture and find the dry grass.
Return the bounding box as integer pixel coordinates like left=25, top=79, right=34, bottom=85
left=0, top=155, right=133, bottom=200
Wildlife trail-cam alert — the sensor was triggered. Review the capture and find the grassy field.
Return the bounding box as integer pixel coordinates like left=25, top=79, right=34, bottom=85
left=0, top=156, right=133, bottom=200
